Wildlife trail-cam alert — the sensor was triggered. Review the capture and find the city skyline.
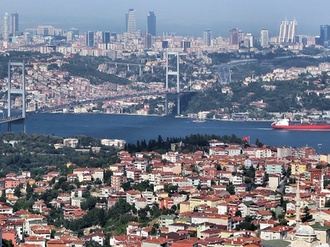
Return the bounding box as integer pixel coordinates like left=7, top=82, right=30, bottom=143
left=1, top=0, right=330, bottom=37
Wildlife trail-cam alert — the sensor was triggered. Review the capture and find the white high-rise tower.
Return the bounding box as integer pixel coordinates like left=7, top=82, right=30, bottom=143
left=279, top=19, right=289, bottom=43
left=288, top=18, right=297, bottom=43
left=260, top=29, right=269, bottom=48
left=203, top=29, right=212, bottom=46
left=126, top=9, right=136, bottom=34
left=3, top=12, right=10, bottom=41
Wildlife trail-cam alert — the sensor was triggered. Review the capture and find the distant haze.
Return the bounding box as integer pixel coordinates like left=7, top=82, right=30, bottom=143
left=1, top=0, right=329, bottom=37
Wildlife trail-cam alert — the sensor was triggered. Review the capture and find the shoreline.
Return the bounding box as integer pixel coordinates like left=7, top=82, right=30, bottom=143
left=45, top=111, right=274, bottom=122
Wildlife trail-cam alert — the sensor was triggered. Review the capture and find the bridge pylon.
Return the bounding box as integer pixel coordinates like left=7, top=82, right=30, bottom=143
left=165, top=51, right=180, bottom=115
left=7, top=61, right=26, bottom=132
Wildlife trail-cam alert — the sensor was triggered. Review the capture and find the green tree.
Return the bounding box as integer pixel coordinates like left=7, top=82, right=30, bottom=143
left=14, top=185, right=22, bottom=198
left=2, top=239, right=13, bottom=247
left=85, top=241, right=103, bottom=247
left=302, top=206, right=313, bottom=222
left=81, top=197, right=97, bottom=211
left=226, top=182, right=235, bottom=195
left=255, top=138, right=263, bottom=147
left=325, top=200, right=330, bottom=208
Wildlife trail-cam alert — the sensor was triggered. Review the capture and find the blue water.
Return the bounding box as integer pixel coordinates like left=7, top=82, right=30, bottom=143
left=5, top=113, right=330, bottom=153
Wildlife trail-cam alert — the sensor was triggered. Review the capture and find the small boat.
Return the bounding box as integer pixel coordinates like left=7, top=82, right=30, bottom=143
left=192, top=116, right=206, bottom=123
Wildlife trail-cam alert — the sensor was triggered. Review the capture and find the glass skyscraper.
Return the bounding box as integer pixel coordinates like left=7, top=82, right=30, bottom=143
left=102, top=31, right=110, bottom=44
left=147, top=11, right=156, bottom=36
left=320, top=25, right=330, bottom=47
left=86, top=31, right=94, bottom=47
left=10, top=13, right=19, bottom=36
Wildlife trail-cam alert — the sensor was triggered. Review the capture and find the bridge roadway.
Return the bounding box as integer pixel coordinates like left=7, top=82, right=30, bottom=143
left=0, top=115, right=25, bottom=124
left=0, top=90, right=198, bottom=124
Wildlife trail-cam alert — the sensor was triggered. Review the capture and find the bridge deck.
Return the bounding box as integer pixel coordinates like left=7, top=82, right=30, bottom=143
left=0, top=115, right=25, bottom=124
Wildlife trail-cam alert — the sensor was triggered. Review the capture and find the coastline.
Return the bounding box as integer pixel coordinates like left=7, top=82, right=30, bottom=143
left=47, top=110, right=275, bottom=122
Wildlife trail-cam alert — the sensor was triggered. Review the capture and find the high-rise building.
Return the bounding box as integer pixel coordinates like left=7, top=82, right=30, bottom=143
left=86, top=31, right=94, bottom=47
left=181, top=40, right=191, bottom=52
left=70, top=28, right=79, bottom=36
left=260, top=29, right=269, bottom=48
left=10, top=13, right=19, bottom=36
left=319, top=25, right=330, bottom=46
left=102, top=31, right=110, bottom=44
left=126, top=9, right=136, bottom=33
left=162, top=40, right=169, bottom=48
left=244, top=33, right=254, bottom=48
left=279, top=19, right=297, bottom=43
left=145, top=34, right=152, bottom=49
left=203, top=29, right=212, bottom=46
left=110, top=32, right=117, bottom=42
left=279, top=19, right=289, bottom=43
left=3, top=12, right=10, bottom=41
left=229, top=28, right=239, bottom=46
left=147, top=11, right=156, bottom=36
left=288, top=19, right=297, bottom=43
left=36, top=25, right=56, bottom=36
left=238, top=30, right=244, bottom=45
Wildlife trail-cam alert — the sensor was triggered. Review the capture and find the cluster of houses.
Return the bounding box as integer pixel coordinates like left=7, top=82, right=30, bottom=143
left=1, top=139, right=330, bottom=246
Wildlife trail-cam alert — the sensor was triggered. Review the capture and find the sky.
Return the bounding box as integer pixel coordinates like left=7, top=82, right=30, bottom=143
left=1, top=0, right=330, bottom=37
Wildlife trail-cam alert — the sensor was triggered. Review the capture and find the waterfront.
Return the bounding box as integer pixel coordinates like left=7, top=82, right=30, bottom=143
left=4, top=113, right=330, bottom=153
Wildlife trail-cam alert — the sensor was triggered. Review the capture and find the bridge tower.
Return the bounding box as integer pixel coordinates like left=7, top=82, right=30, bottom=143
left=165, top=51, right=180, bottom=115
left=7, top=61, right=26, bottom=132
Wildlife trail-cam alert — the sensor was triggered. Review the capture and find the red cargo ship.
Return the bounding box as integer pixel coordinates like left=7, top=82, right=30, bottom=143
left=271, top=118, right=330, bottom=130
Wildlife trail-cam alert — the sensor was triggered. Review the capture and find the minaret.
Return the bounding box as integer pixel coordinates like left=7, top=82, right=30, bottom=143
left=321, top=169, right=324, bottom=193
left=295, top=177, right=301, bottom=229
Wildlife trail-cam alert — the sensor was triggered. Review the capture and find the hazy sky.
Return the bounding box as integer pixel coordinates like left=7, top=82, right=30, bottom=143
left=1, top=0, right=330, bottom=37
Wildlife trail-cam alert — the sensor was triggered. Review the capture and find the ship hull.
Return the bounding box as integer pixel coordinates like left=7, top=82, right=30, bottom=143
left=272, top=124, right=330, bottom=130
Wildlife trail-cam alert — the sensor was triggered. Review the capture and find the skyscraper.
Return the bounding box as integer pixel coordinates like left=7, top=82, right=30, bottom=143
left=279, top=19, right=289, bottom=43
left=260, top=29, right=269, bottom=48
left=145, top=34, right=152, bottom=49
left=181, top=40, right=191, bottom=52
left=102, top=31, right=110, bottom=44
left=147, top=11, right=156, bottom=36
left=244, top=33, right=254, bottom=48
left=126, top=9, right=136, bottom=33
left=203, top=29, right=212, bottom=46
left=279, top=19, right=297, bottom=43
left=288, top=19, right=297, bottom=43
left=3, top=13, right=10, bottom=41
left=320, top=25, right=330, bottom=46
left=229, top=28, right=239, bottom=46
left=85, top=31, right=94, bottom=47
left=10, top=13, right=19, bottom=36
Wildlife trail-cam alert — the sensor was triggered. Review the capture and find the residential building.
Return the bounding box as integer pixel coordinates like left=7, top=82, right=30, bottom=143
left=288, top=19, right=297, bottom=43
left=260, top=29, right=269, bottom=48
left=126, top=9, right=136, bottom=33
left=279, top=19, right=289, bottom=43
left=265, top=162, right=285, bottom=174
left=229, top=28, right=239, bottom=46
left=203, top=29, right=212, bottom=46
left=244, top=33, right=254, bottom=48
